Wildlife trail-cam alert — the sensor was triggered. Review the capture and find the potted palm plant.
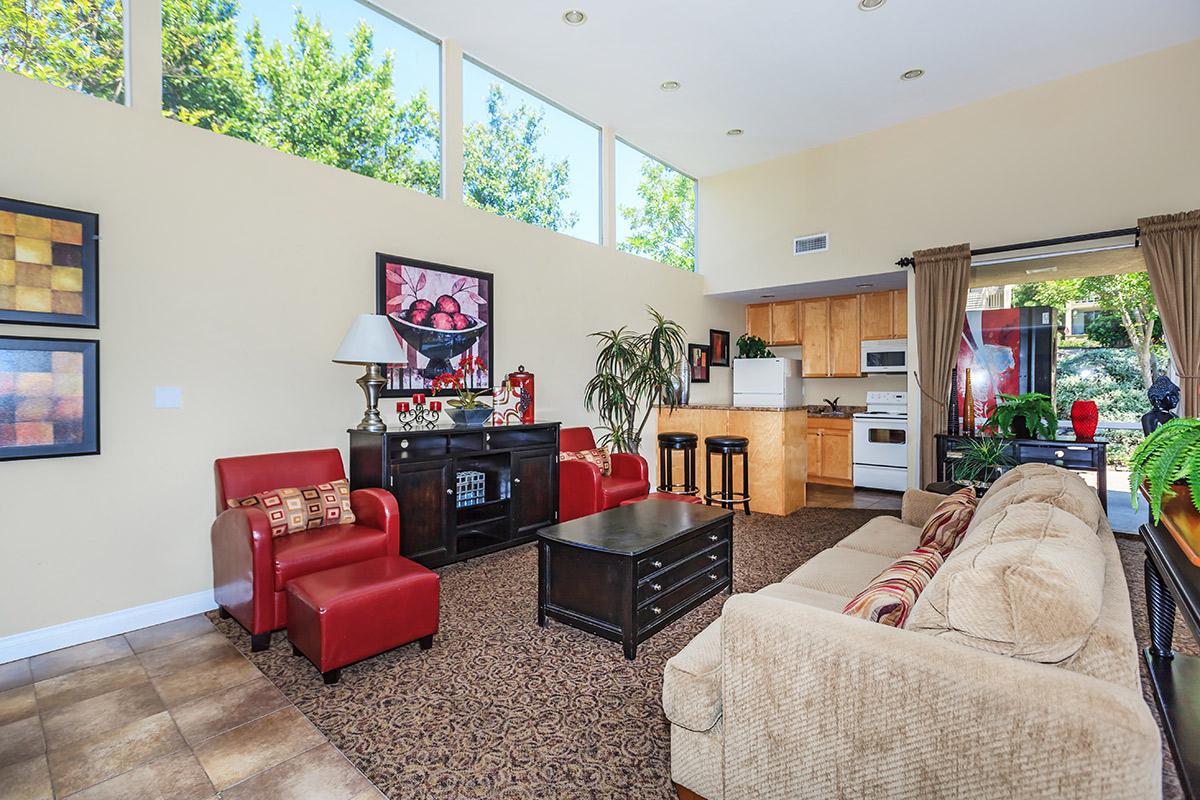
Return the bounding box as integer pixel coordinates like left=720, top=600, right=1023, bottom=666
left=1130, top=417, right=1200, bottom=526
left=951, top=437, right=1015, bottom=489
left=985, top=392, right=1058, bottom=439
left=584, top=307, right=686, bottom=453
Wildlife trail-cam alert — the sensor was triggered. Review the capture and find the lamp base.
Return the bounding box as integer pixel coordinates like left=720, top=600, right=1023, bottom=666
left=355, top=364, right=388, bottom=432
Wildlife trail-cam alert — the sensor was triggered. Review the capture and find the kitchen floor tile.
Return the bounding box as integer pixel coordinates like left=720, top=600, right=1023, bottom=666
left=192, top=706, right=324, bottom=791
left=170, top=676, right=288, bottom=747
left=44, top=710, right=184, bottom=797
left=29, top=637, right=132, bottom=683
left=150, top=651, right=260, bottom=708
left=33, top=657, right=148, bottom=715
left=0, top=716, right=45, bottom=770
left=0, top=660, right=32, bottom=694
left=41, top=681, right=164, bottom=752
left=64, top=749, right=214, bottom=800
left=0, top=685, right=37, bottom=727
left=136, top=632, right=239, bottom=679
left=218, top=743, right=374, bottom=800
left=0, top=754, right=53, bottom=800
left=123, top=615, right=215, bottom=655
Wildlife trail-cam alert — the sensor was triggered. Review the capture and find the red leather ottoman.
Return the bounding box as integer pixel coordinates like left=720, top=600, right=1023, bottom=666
left=619, top=492, right=704, bottom=506
left=285, top=555, right=439, bottom=684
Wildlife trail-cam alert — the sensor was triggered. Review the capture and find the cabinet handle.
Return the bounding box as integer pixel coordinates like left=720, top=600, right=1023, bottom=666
left=708, top=534, right=719, bottom=541
left=708, top=573, right=719, bottom=581
left=651, top=560, right=663, bottom=569
left=513, top=477, right=521, bottom=484
left=651, top=606, right=662, bottom=616
left=650, top=583, right=662, bottom=592
left=708, top=554, right=718, bottom=561
left=400, top=439, right=409, bottom=449
left=446, top=488, right=454, bottom=495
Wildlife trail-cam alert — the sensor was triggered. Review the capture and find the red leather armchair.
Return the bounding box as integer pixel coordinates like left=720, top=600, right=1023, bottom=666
left=211, top=448, right=400, bottom=651
left=558, top=427, right=649, bottom=522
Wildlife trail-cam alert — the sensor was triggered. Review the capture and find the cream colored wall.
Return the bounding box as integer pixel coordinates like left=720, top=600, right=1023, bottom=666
left=699, top=39, right=1200, bottom=295
left=0, top=71, right=741, bottom=637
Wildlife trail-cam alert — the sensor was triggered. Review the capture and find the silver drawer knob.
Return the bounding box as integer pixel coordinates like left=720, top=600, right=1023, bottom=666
left=513, top=477, right=521, bottom=484
left=651, top=606, right=662, bottom=616
left=709, top=573, right=719, bottom=581
left=650, top=583, right=662, bottom=592
left=651, top=560, right=663, bottom=568
left=709, top=534, right=719, bottom=541
left=708, top=554, right=718, bottom=561
left=400, top=439, right=409, bottom=449
left=446, top=488, right=454, bottom=495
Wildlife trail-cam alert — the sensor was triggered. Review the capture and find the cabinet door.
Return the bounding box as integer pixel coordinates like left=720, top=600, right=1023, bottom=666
left=746, top=304, right=772, bottom=342
left=891, top=288, right=908, bottom=338
left=800, top=299, right=830, bottom=376
left=858, top=292, right=893, bottom=340
left=513, top=448, right=558, bottom=537
left=828, top=295, right=861, bottom=377
left=389, top=459, right=454, bottom=565
left=806, top=431, right=822, bottom=479
left=769, top=301, right=799, bottom=345
left=819, top=429, right=853, bottom=481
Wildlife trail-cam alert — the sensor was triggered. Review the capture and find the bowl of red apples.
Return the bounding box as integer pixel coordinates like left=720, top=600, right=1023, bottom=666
left=389, top=294, right=488, bottom=378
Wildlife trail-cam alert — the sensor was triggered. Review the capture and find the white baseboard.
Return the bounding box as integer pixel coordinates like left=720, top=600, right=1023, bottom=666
left=0, top=589, right=218, bottom=664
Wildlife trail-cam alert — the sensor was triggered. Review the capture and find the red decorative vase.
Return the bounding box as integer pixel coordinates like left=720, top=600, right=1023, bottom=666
left=1071, top=400, right=1098, bottom=439
left=507, top=365, right=535, bottom=425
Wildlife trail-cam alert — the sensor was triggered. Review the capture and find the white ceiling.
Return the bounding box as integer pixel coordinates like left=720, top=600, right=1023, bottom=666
left=710, top=269, right=909, bottom=306
left=377, top=0, right=1200, bottom=177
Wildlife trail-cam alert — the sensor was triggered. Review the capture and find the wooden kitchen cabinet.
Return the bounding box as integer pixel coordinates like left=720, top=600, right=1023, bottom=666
left=746, top=303, right=772, bottom=342
left=769, top=300, right=800, bottom=345
left=807, top=417, right=853, bottom=487
left=828, top=295, right=861, bottom=377
left=859, top=292, right=894, bottom=340
left=800, top=298, right=830, bottom=377
left=892, top=288, right=908, bottom=338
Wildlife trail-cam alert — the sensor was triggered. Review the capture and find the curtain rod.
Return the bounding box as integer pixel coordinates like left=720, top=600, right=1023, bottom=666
left=895, top=226, right=1140, bottom=268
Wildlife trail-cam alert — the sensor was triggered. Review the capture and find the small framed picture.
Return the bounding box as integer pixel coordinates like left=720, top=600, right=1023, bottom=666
left=688, top=343, right=711, bottom=384
left=709, top=329, right=731, bottom=367
left=0, top=197, right=99, bottom=328
left=0, top=335, right=99, bottom=461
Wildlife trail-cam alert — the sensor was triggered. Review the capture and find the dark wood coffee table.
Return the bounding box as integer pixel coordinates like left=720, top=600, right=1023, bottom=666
left=537, top=499, right=734, bottom=659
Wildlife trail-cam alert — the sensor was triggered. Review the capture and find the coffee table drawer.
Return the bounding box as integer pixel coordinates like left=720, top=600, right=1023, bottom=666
left=637, top=526, right=729, bottom=580
left=637, top=559, right=728, bottom=630
left=637, top=541, right=727, bottom=604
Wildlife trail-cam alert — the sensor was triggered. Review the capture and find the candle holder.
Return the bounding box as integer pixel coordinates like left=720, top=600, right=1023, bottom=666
left=396, top=399, right=441, bottom=430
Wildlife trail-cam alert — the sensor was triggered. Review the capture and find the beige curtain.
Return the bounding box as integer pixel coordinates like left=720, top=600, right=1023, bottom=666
left=914, top=243, right=972, bottom=485
left=1140, top=210, right=1200, bottom=417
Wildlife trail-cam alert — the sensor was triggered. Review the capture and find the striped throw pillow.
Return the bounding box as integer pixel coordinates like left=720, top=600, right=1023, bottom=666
left=919, top=487, right=978, bottom=556
left=228, top=479, right=356, bottom=538
left=842, top=545, right=945, bottom=627
left=560, top=446, right=612, bottom=476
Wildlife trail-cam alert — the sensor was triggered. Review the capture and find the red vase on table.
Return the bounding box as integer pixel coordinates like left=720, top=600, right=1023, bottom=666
left=1071, top=400, right=1098, bottom=439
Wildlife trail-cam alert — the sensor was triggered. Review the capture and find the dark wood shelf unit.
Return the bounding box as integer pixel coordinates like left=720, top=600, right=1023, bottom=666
left=350, top=422, right=560, bottom=568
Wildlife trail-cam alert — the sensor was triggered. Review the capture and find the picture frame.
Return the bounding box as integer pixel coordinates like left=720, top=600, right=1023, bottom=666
left=688, top=343, right=711, bottom=384
left=0, top=335, right=99, bottom=461
left=0, top=197, right=99, bottom=328
left=375, top=254, right=494, bottom=397
left=709, top=329, right=731, bottom=367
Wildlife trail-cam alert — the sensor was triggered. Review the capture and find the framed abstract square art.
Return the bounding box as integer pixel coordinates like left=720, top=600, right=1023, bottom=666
left=376, top=254, right=494, bottom=397
left=0, top=197, right=99, bottom=328
left=688, top=343, right=711, bottom=384
left=709, top=329, right=731, bottom=367
left=0, top=336, right=99, bottom=461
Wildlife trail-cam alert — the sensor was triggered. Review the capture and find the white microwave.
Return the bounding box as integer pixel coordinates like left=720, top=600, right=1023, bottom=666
left=861, top=339, right=908, bottom=373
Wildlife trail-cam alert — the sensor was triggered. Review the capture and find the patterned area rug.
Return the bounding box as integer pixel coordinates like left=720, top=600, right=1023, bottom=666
left=210, top=510, right=1191, bottom=799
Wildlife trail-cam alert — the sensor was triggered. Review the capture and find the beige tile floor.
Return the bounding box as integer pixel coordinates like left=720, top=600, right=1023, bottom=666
left=806, top=482, right=904, bottom=511
left=0, top=615, right=384, bottom=800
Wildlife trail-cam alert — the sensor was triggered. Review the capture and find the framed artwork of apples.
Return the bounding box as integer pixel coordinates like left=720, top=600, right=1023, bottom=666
left=375, top=254, right=494, bottom=397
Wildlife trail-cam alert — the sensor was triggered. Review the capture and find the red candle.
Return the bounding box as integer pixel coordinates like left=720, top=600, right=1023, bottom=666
left=397, top=401, right=410, bottom=413
left=412, top=393, right=426, bottom=405
left=428, top=401, right=441, bottom=411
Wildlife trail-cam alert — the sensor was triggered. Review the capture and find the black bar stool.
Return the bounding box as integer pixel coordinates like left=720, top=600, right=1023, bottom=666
left=657, top=431, right=699, bottom=495
left=705, top=435, right=751, bottom=515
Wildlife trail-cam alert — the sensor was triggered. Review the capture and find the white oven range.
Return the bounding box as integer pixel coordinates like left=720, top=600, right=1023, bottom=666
left=852, top=391, right=908, bottom=492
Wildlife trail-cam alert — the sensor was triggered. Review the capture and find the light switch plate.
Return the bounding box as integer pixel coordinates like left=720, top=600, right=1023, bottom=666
left=155, top=386, right=182, bottom=409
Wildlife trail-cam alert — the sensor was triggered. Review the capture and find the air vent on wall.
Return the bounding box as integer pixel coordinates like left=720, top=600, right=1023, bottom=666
left=794, top=233, right=829, bottom=255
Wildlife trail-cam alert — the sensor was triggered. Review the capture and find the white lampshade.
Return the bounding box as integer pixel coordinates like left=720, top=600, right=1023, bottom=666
left=333, top=314, right=407, bottom=365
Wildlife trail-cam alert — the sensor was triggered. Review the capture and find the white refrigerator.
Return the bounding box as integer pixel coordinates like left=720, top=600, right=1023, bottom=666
left=732, top=358, right=804, bottom=408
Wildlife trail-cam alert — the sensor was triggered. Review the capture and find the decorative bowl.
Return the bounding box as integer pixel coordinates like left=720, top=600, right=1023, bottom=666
left=389, top=313, right=488, bottom=378
left=446, top=406, right=493, bottom=427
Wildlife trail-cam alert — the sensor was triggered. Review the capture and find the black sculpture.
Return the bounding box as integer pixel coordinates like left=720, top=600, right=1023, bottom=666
left=1142, top=375, right=1181, bottom=435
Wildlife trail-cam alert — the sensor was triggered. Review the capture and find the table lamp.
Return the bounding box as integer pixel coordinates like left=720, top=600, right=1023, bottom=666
left=333, top=314, right=407, bottom=432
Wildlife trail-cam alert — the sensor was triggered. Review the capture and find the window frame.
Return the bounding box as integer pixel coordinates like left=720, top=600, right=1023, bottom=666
left=614, top=136, right=700, bottom=272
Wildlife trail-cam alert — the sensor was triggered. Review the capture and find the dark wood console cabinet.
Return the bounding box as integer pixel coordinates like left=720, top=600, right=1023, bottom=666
left=349, top=422, right=561, bottom=568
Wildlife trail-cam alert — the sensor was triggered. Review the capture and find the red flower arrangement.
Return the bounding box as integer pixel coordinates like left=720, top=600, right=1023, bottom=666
left=431, top=355, right=490, bottom=409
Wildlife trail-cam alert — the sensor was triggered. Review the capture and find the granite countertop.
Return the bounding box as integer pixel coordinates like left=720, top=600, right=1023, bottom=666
left=804, top=404, right=866, bottom=418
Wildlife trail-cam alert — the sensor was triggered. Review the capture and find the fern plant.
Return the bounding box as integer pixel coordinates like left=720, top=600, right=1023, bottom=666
left=951, top=437, right=1015, bottom=485
left=1130, top=418, right=1200, bottom=524
left=984, top=392, right=1058, bottom=439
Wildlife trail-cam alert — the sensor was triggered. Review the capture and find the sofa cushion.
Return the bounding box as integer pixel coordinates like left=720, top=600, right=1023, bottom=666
left=781, top=548, right=896, bottom=597
left=983, top=462, right=1065, bottom=495
left=835, top=516, right=923, bottom=559
left=842, top=545, right=945, bottom=626
left=905, top=502, right=1106, bottom=663
left=600, top=476, right=648, bottom=508
left=663, top=618, right=723, bottom=733
left=974, top=467, right=1102, bottom=533
left=272, top=523, right=390, bottom=591
left=560, top=446, right=612, bottom=476
left=228, top=479, right=356, bottom=537
left=756, top=583, right=850, bottom=612
left=918, top=487, right=977, bottom=555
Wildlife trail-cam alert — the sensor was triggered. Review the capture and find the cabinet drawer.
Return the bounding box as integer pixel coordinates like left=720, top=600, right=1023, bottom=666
left=636, top=526, right=729, bottom=580
left=637, top=560, right=729, bottom=630
left=637, top=540, right=727, bottom=604
left=1016, top=443, right=1098, bottom=469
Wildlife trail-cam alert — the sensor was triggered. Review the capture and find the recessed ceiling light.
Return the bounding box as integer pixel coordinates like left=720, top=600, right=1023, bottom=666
left=726, top=128, right=744, bottom=137
left=562, top=9, right=587, bottom=25
left=858, top=0, right=886, bottom=9
left=660, top=80, right=681, bottom=92
left=900, top=68, right=926, bottom=81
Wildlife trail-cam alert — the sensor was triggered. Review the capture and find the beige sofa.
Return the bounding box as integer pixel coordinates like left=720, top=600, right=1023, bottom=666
left=663, top=464, right=1162, bottom=800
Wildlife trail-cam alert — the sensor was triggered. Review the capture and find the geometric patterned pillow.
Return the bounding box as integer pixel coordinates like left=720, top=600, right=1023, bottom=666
left=227, top=479, right=356, bottom=538
left=559, top=446, right=612, bottom=476
left=918, top=487, right=978, bottom=556
left=841, top=544, right=945, bottom=627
